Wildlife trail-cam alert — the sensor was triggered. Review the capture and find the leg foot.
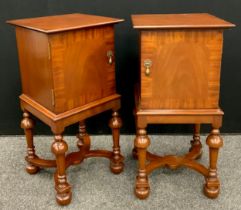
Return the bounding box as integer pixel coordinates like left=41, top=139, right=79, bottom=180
left=21, top=111, right=40, bottom=174
left=110, top=161, right=124, bottom=174
left=204, top=127, right=223, bottom=199
left=109, top=111, right=124, bottom=174
left=135, top=170, right=150, bottom=199
left=52, top=135, right=72, bottom=205
left=204, top=169, right=220, bottom=198
left=26, top=164, right=40, bottom=174
left=135, top=128, right=150, bottom=199
left=55, top=192, right=72, bottom=206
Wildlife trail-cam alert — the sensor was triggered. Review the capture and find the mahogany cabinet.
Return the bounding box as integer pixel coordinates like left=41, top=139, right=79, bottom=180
left=131, top=13, right=235, bottom=199
left=7, top=13, right=124, bottom=205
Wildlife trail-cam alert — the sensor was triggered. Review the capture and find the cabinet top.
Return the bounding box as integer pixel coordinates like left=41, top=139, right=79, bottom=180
left=131, top=13, right=235, bottom=29
left=7, top=13, right=124, bottom=33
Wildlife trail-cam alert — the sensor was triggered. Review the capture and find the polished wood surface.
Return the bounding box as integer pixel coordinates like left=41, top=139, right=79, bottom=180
left=15, top=23, right=116, bottom=114
left=7, top=13, right=124, bottom=33
left=50, top=25, right=116, bottom=113
left=16, top=27, right=54, bottom=111
left=132, top=13, right=234, bottom=200
left=132, top=13, right=235, bottom=29
left=140, top=29, right=223, bottom=109
left=8, top=13, right=124, bottom=206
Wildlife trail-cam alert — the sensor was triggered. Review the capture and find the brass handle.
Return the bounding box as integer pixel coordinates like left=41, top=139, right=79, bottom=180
left=144, top=59, right=152, bottom=76
left=107, top=50, right=113, bottom=64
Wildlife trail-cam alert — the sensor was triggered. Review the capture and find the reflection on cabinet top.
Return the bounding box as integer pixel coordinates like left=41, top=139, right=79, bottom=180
left=131, top=13, right=235, bottom=29
left=7, top=13, right=124, bottom=33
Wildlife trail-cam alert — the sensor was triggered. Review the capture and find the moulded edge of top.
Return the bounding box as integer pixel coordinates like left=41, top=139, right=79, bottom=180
left=131, top=13, right=235, bottom=29
left=6, top=13, right=124, bottom=33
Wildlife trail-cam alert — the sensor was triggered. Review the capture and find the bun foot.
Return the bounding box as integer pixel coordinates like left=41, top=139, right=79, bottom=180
left=135, top=174, right=150, bottom=199
left=56, top=191, right=72, bottom=205
left=135, top=183, right=150, bottom=199
left=110, top=160, right=124, bottom=174
left=26, top=164, right=40, bottom=174
left=203, top=183, right=220, bottom=199
left=55, top=179, right=72, bottom=205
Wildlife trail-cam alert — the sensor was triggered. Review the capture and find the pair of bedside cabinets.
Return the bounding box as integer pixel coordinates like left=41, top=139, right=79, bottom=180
left=7, top=13, right=234, bottom=205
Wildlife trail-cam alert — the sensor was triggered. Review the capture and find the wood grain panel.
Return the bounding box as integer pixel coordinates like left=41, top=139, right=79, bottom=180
left=50, top=25, right=116, bottom=113
left=140, top=29, right=223, bottom=109
left=15, top=27, right=54, bottom=111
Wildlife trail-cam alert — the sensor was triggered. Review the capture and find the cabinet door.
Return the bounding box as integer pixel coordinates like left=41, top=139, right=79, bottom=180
left=50, top=25, right=116, bottom=113
left=140, top=29, right=223, bottom=109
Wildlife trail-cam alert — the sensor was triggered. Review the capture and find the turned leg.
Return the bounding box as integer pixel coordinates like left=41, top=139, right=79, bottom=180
left=204, top=127, right=223, bottom=198
left=51, top=135, right=72, bottom=205
left=109, top=111, right=124, bottom=174
left=190, top=124, right=202, bottom=158
left=76, top=121, right=90, bottom=151
left=21, top=111, right=39, bottom=174
left=135, top=128, right=150, bottom=199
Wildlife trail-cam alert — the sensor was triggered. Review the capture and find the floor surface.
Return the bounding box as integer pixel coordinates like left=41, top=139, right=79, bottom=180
left=0, top=135, right=240, bottom=210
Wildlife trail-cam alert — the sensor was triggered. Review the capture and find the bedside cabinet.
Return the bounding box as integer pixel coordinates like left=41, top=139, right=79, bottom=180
left=7, top=13, right=124, bottom=205
left=131, top=13, right=235, bottom=199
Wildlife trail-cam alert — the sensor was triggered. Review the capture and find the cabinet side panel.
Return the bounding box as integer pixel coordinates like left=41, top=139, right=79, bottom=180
left=140, top=29, right=223, bottom=109
left=50, top=25, right=116, bottom=113
left=16, top=27, right=54, bottom=111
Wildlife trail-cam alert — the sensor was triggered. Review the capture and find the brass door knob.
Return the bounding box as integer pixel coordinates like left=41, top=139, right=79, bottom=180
left=144, top=59, right=152, bottom=76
